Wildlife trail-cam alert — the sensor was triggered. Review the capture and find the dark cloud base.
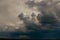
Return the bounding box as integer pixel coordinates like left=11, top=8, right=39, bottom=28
left=0, top=29, right=60, bottom=39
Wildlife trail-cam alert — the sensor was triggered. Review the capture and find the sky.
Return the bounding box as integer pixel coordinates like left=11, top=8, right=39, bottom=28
left=0, top=0, right=42, bottom=32
left=0, top=0, right=60, bottom=31
left=0, top=0, right=60, bottom=39
left=0, top=0, right=42, bottom=26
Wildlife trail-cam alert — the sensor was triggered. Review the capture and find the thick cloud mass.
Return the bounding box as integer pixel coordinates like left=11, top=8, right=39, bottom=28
left=0, top=0, right=28, bottom=25
left=0, top=0, right=40, bottom=26
left=0, top=0, right=60, bottom=39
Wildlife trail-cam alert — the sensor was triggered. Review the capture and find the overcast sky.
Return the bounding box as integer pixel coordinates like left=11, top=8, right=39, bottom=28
left=0, top=0, right=30, bottom=26
left=0, top=0, right=42, bottom=26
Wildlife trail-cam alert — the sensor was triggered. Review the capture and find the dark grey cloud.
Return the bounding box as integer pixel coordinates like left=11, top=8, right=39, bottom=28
left=25, top=0, right=60, bottom=26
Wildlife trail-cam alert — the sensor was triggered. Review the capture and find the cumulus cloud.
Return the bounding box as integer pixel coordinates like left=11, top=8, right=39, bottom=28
left=0, top=0, right=60, bottom=39
left=25, top=0, right=60, bottom=26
